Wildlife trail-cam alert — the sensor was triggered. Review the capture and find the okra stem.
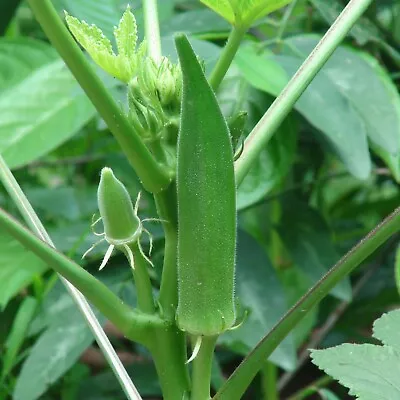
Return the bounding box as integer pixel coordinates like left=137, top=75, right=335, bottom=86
left=129, top=243, right=155, bottom=314
left=191, top=336, right=218, bottom=400
left=142, top=0, right=162, bottom=62
left=261, top=362, right=278, bottom=400
left=155, top=184, right=179, bottom=318
left=148, top=325, right=191, bottom=400
left=209, top=26, right=247, bottom=91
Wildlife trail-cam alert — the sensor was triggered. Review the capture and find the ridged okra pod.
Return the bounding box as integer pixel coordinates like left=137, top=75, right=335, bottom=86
left=175, top=34, right=236, bottom=337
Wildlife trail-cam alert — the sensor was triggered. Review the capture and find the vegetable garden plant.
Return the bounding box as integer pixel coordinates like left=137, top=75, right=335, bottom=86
left=0, top=0, right=400, bottom=399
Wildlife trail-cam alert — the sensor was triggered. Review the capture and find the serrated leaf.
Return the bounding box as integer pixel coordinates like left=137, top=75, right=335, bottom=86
left=201, top=0, right=293, bottom=27
left=114, top=6, right=138, bottom=60
left=65, top=10, right=142, bottom=83
left=65, top=13, right=121, bottom=78
left=373, top=309, right=400, bottom=351
left=312, top=344, right=400, bottom=400
left=312, top=309, right=400, bottom=400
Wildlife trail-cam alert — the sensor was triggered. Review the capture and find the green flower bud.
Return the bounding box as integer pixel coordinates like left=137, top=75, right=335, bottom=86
left=138, top=56, right=182, bottom=111
left=128, top=80, right=165, bottom=140
left=83, top=168, right=154, bottom=271
left=97, top=167, right=141, bottom=245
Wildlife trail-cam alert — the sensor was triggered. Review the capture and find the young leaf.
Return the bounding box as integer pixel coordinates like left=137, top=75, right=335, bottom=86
left=64, top=13, right=118, bottom=75
left=65, top=7, right=143, bottom=83
left=201, top=0, right=293, bottom=28
left=114, top=6, right=138, bottom=60
left=311, top=309, right=400, bottom=400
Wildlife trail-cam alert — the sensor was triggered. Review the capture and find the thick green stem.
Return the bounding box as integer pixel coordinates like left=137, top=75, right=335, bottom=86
left=261, top=362, right=278, bottom=400
left=143, top=0, right=162, bottom=62
left=149, top=325, right=190, bottom=400
left=209, top=26, right=247, bottom=91
left=235, top=0, right=374, bottom=185
left=0, top=207, right=163, bottom=344
left=214, top=206, right=400, bottom=399
left=27, top=0, right=170, bottom=193
left=130, top=243, right=155, bottom=314
left=191, top=336, right=218, bottom=400
left=156, top=184, right=179, bottom=319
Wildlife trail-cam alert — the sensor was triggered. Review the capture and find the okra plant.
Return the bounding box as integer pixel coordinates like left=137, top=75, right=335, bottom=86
left=0, top=0, right=400, bottom=399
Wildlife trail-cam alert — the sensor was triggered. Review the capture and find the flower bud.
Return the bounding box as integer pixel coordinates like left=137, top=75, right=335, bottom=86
left=97, top=167, right=140, bottom=244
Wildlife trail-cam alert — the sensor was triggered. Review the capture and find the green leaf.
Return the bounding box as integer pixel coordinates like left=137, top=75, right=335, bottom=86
left=217, top=68, right=297, bottom=211
left=2, top=297, right=37, bottom=379
left=214, top=209, right=400, bottom=400
left=220, top=230, right=296, bottom=371
left=25, top=186, right=98, bottom=222
left=373, top=309, right=400, bottom=351
left=284, top=35, right=400, bottom=156
left=65, top=7, right=144, bottom=83
left=15, top=270, right=136, bottom=400
left=277, top=197, right=352, bottom=301
left=65, top=13, right=120, bottom=78
left=114, top=6, right=138, bottom=59
left=311, top=310, right=400, bottom=400
left=14, top=310, right=105, bottom=400
left=65, top=12, right=113, bottom=55
left=54, top=0, right=139, bottom=38
left=0, top=60, right=96, bottom=168
left=236, top=40, right=376, bottom=179
left=395, top=245, right=400, bottom=295
left=78, top=362, right=160, bottom=398
left=279, top=268, right=318, bottom=348
left=0, top=39, right=57, bottom=91
left=0, top=232, right=47, bottom=309
left=310, top=0, right=381, bottom=46
left=161, top=9, right=230, bottom=37
left=200, top=0, right=293, bottom=28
